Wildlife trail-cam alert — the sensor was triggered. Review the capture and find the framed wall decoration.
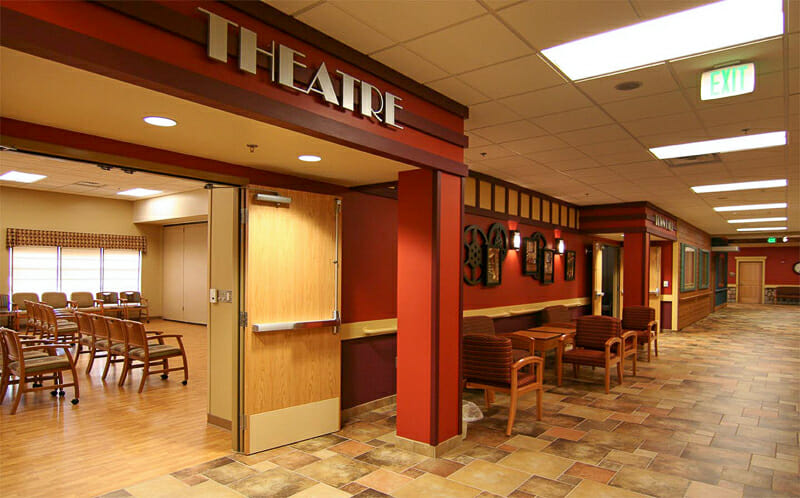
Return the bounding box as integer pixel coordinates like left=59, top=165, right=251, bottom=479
left=484, top=246, right=502, bottom=286
left=463, top=225, right=487, bottom=286
left=542, top=248, right=555, bottom=284
left=564, top=250, right=576, bottom=281
left=521, top=237, right=539, bottom=277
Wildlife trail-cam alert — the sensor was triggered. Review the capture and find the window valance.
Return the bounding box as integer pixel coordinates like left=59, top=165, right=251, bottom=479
left=6, top=228, right=147, bottom=253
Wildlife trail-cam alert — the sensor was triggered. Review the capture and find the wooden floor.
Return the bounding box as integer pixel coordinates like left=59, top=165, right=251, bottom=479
left=0, top=319, right=232, bottom=498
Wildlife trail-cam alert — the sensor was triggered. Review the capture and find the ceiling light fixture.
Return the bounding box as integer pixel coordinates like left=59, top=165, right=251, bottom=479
left=143, top=116, right=177, bottom=127
left=691, top=179, right=787, bottom=193
left=714, top=202, right=787, bottom=212
left=0, top=170, right=47, bottom=183
left=650, top=131, right=786, bottom=159
left=728, top=217, right=788, bottom=224
left=117, top=188, right=163, bottom=197
left=298, top=155, right=321, bottom=162
left=736, top=226, right=787, bottom=232
left=540, top=0, right=783, bottom=80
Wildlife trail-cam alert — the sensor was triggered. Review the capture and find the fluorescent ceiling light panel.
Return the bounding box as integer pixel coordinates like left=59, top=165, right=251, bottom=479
left=650, top=131, right=786, bottom=159
left=117, top=188, right=162, bottom=197
left=691, top=179, right=787, bottom=193
left=0, top=170, right=47, bottom=183
left=736, top=226, right=787, bottom=232
left=714, top=202, right=787, bottom=212
left=540, top=0, right=783, bottom=80
left=728, top=217, right=787, bottom=223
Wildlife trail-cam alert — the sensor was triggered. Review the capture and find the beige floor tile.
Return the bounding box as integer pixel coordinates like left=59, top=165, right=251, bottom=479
left=291, top=483, right=351, bottom=497
left=497, top=449, right=573, bottom=479
left=567, top=478, right=649, bottom=497
left=751, top=454, right=799, bottom=473
left=356, top=468, right=413, bottom=494
left=392, top=472, right=481, bottom=498
left=559, top=405, right=614, bottom=422
left=448, top=459, right=529, bottom=496
left=505, top=434, right=551, bottom=451
left=180, top=479, right=245, bottom=497
left=684, top=480, right=743, bottom=498
left=125, top=475, right=190, bottom=498
left=250, top=460, right=279, bottom=473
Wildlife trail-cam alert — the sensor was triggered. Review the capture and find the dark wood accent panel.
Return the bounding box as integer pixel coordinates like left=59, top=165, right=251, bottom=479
left=678, top=292, right=713, bottom=329
left=0, top=7, right=467, bottom=177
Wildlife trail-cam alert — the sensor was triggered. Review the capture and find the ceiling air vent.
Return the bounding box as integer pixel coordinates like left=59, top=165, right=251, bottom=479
left=74, top=181, right=105, bottom=187
left=664, top=153, right=721, bottom=167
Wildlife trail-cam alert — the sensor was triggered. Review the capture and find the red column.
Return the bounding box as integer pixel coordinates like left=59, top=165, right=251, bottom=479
left=396, top=168, right=462, bottom=447
left=623, top=232, right=650, bottom=307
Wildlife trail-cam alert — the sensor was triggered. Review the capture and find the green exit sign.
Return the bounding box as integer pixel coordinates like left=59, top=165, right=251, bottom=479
left=701, top=62, right=755, bottom=100
left=767, top=237, right=776, bottom=243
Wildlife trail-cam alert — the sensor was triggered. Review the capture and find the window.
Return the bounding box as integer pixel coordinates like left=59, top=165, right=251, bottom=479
left=680, top=243, right=697, bottom=292
left=11, top=246, right=58, bottom=295
left=61, top=248, right=101, bottom=296
left=10, top=247, right=140, bottom=295
left=103, top=249, right=141, bottom=292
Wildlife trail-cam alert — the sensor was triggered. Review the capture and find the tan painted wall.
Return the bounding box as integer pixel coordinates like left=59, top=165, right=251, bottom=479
left=0, top=186, right=163, bottom=316
left=133, top=189, right=208, bottom=224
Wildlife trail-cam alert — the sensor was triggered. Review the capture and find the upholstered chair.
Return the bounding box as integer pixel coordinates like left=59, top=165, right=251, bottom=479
left=541, top=305, right=576, bottom=329
left=41, top=292, right=71, bottom=313
left=120, top=320, right=188, bottom=393
left=622, top=306, right=659, bottom=361
left=463, top=315, right=535, bottom=361
left=120, top=291, right=149, bottom=322
left=559, top=315, right=632, bottom=393
left=96, top=292, right=123, bottom=317
left=69, top=292, right=104, bottom=314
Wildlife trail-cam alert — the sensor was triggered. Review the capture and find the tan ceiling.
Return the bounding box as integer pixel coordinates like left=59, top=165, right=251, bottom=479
left=0, top=47, right=415, bottom=188
left=0, top=150, right=207, bottom=199
left=269, top=0, right=799, bottom=237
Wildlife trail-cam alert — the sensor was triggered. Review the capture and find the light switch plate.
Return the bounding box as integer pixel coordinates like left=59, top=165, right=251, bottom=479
left=663, top=280, right=669, bottom=288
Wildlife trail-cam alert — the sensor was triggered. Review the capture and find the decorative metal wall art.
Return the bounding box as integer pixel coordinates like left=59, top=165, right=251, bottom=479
left=522, top=232, right=546, bottom=278
left=542, top=249, right=555, bottom=284
left=463, top=225, right=487, bottom=286
left=564, top=250, right=576, bottom=281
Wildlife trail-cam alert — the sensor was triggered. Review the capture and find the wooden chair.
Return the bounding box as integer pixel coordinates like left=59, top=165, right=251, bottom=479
left=96, top=292, right=123, bottom=318
left=69, top=292, right=104, bottom=315
left=622, top=306, right=658, bottom=362
left=23, top=301, right=40, bottom=336
left=0, top=326, right=50, bottom=393
left=102, top=317, right=128, bottom=381
left=41, top=292, right=72, bottom=314
left=463, top=334, right=543, bottom=436
left=120, top=291, right=149, bottom=322
left=558, top=315, right=633, bottom=394
left=41, top=304, right=79, bottom=345
left=119, top=319, right=188, bottom=393
left=86, top=313, right=112, bottom=375
left=541, top=305, right=576, bottom=329
left=0, top=327, right=80, bottom=414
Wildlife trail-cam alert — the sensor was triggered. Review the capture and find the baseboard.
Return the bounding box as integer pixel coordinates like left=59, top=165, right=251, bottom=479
left=207, top=413, right=232, bottom=430
left=341, top=394, right=396, bottom=422
left=395, top=432, right=464, bottom=458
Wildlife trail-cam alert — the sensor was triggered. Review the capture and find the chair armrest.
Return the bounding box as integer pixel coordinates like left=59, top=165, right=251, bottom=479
left=648, top=320, right=658, bottom=333
left=146, top=331, right=163, bottom=336
left=511, top=355, right=544, bottom=388
left=499, top=332, right=535, bottom=355
left=67, top=300, right=78, bottom=308
left=140, top=297, right=149, bottom=306
left=152, top=334, right=183, bottom=339
left=604, top=336, right=622, bottom=355
left=511, top=355, right=543, bottom=371
left=620, top=330, right=637, bottom=351
left=93, top=299, right=105, bottom=306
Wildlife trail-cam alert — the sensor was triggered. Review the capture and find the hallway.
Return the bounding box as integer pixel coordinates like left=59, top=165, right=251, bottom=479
left=104, top=305, right=799, bottom=498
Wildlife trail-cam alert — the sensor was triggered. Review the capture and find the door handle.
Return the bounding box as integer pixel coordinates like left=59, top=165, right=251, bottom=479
left=596, top=291, right=605, bottom=297
left=252, top=317, right=341, bottom=333
left=649, top=289, right=660, bottom=296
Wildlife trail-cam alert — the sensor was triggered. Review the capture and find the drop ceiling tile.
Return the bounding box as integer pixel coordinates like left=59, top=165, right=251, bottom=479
left=558, top=124, right=630, bottom=146
left=466, top=132, right=491, bottom=148
left=577, top=64, right=679, bottom=104
left=630, top=0, right=717, bottom=20
left=526, top=146, right=588, bottom=164
left=370, top=45, right=448, bottom=83
left=624, top=112, right=705, bottom=138
left=670, top=38, right=785, bottom=89
left=479, top=156, right=551, bottom=176
left=298, top=4, right=394, bottom=54
left=698, top=96, right=785, bottom=129
left=265, top=0, right=318, bottom=16
left=563, top=166, right=623, bottom=182
left=705, top=117, right=787, bottom=139
left=603, top=91, right=692, bottom=122
left=496, top=84, right=593, bottom=118
left=544, top=156, right=601, bottom=172
left=502, top=135, right=569, bottom=155
left=594, top=149, right=656, bottom=166
left=427, top=76, right=490, bottom=106
left=465, top=101, right=521, bottom=130
left=611, top=161, right=676, bottom=179
left=533, top=106, right=613, bottom=134
left=499, top=0, right=639, bottom=50
left=637, top=129, right=710, bottom=148
left=470, top=119, right=548, bottom=143
left=484, top=0, right=524, bottom=10
left=576, top=138, right=643, bottom=157
left=464, top=144, right=516, bottom=162
left=404, top=15, right=532, bottom=74
left=332, top=0, right=487, bottom=42
left=457, top=55, right=564, bottom=99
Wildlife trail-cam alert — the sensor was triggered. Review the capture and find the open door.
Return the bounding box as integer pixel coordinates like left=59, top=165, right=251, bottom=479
left=241, top=186, right=341, bottom=454
left=618, top=247, right=624, bottom=316
left=649, top=246, right=662, bottom=328
left=592, top=242, right=603, bottom=315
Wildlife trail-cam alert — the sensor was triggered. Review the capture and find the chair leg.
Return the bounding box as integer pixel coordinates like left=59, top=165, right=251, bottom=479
left=119, top=359, right=130, bottom=387
left=10, top=380, right=24, bottom=414
left=484, top=389, right=492, bottom=409
left=506, top=389, right=518, bottom=436
left=0, top=370, right=9, bottom=404
left=536, top=388, right=543, bottom=420
left=86, top=347, right=96, bottom=374
left=632, top=351, right=637, bottom=377
left=69, top=363, right=80, bottom=400
left=573, top=364, right=579, bottom=377
left=604, top=366, right=610, bottom=394
left=617, top=360, right=624, bottom=386
left=102, top=353, right=113, bottom=381
left=647, top=339, right=651, bottom=362
left=181, top=350, right=189, bottom=384
left=138, top=362, right=148, bottom=393
left=654, top=337, right=658, bottom=357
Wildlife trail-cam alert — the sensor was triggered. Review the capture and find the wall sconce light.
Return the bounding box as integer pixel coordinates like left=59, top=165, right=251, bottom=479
left=511, top=230, right=521, bottom=250
left=555, top=238, right=565, bottom=254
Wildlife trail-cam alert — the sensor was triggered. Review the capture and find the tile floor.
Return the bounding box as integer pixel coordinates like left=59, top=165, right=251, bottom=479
left=102, top=304, right=799, bottom=497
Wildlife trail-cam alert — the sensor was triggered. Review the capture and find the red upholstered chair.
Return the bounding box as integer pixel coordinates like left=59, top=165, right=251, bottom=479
left=622, top=306, right=658, bottom=361
left=541, top=305, right=576, bottom=329
left=558, top=315, right=630, bottom=393
left=463, top=334, right=543, bottom=436
left=463, top=315, right=535, bottom=361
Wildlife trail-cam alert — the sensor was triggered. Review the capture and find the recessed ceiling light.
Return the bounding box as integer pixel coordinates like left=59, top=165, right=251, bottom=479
left=614, top=81, right=642, bottom=91
left=728, top=217, right=788, bottom=224
left=117, top=188, right=162, bottom=197
left=143, top=116, right=177, bottom=127
left=691, top=179, right=787, bottom=193
left=0, top=170, right=47, bottom=183
left=650, top=131, right=786, bottom=159
left=714, top=203, right=787, bottom=212
left=736, top=226, right=787, bottom=232
left=540, top=0, right=783, bottom=80
left=298, top=155, right=321, bottom=162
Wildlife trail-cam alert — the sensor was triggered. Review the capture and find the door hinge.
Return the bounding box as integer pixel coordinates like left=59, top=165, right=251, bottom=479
left=240, top=207, right=248, bottom=224
left=239, top=414, right=247, bottom=431
left=335, top=199, right=342, bottom=211
left=239, top=311, right=248, bottom=328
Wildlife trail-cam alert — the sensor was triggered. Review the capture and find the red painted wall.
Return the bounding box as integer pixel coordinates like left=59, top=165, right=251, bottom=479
left=622, top=232, right=648, bottom=307
left=728, top=246, right=800, bottom=285
left=660, top=242, right=673, bottom=295
left=462, top=214, right=592, bottom=309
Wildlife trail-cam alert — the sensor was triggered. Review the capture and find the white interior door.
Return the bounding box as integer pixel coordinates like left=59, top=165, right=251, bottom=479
left=162, top=225, right=184, bottom=321
left=182, top=223, right=208, bottom=324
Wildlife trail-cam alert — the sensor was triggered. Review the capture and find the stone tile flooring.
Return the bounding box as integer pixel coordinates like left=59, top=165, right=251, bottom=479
left=103, top=305, right=799, bottom=497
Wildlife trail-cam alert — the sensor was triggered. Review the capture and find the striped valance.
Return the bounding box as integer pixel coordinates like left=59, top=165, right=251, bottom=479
left=6, top=228, right=147, bottom=253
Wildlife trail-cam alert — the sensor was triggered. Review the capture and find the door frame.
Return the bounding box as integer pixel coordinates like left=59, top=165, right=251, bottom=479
left=735, top=256, right=766, bottom=304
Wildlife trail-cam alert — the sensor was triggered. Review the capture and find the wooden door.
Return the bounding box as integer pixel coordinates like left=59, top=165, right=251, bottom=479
left=618, top=247, right=624, bottom=317
left=182, top=223, right=209, bottom=324
left=592, top=242, right=603, bottom=315
left=738, top=262, right=763, bottom=304
left=649, top=246, right=662, bottom=327
left=242, top=187, right=341, bottom=454
left=162, top=225, right=184, bottom=321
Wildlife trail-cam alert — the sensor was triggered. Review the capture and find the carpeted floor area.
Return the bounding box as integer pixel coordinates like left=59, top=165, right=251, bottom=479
left=102, top=304, right=799, bottom=498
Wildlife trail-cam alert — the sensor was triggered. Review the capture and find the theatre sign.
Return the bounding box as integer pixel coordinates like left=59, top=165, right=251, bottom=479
left=200, top=8, right=403, bottom=129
